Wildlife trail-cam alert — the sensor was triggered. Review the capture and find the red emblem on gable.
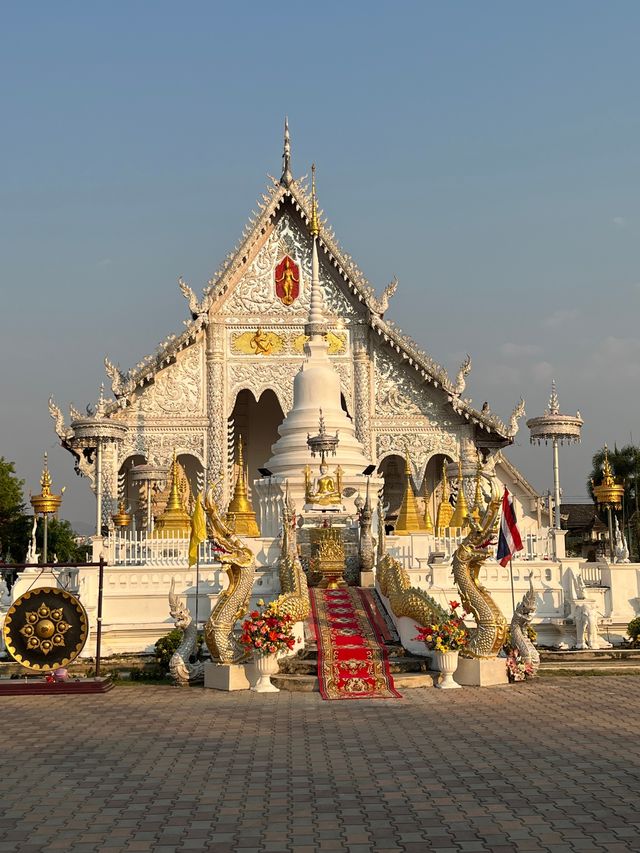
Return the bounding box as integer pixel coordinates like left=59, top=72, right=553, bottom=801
left=275, top=255, right=300, bottom=306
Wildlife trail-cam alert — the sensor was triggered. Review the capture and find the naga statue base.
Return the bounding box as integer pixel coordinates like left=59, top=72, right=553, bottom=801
left=204, top=661, right=251, bottom=692
left=454, top=657, right=509, bottom=687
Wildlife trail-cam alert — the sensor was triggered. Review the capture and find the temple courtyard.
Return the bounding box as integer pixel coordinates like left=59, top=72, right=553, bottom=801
left=1, top=676, right=639, bottom=853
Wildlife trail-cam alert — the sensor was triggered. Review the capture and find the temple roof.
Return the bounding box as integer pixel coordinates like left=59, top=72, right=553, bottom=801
left=96, top=131, right=522, bottom=441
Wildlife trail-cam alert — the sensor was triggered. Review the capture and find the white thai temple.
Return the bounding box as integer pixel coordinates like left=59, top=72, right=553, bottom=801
left=43, top=124, right=637, bottom=656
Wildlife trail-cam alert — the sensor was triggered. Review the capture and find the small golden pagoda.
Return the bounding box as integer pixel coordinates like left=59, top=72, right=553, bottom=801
left=435, top=461, right=453, bottom=534
left=226, top=436, right=260, bottom=537
left=470, top=462, right=484, bottom=525
left=152, top=450, right=191, bottom=537
left=449, top=461, right=470, bottom=532
left=395, top=453, right=425, bottom=535
left=422, top=478, right=434, bottom=533
left=30, top=453, right=63, bottom=517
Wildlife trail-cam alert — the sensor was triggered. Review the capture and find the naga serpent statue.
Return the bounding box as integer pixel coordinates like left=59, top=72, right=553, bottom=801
left=510, top=574, right=540, bottom=674
left=167, top=577, right=205, bottom=686
left=376, top=504, right=447, bottom=625
left=452, top=472, right=508, bottom=658
left=203, top=488, right=256, bottom=664
left=269, top=488, right=310, bottom=623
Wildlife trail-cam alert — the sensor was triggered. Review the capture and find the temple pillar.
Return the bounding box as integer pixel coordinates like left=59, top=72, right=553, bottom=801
left=206, top=321, right=227, bottom=503
left=352, top=324, right=372, bottom=459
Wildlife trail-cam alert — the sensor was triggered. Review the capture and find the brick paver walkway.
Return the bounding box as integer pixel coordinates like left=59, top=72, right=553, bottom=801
left=1, top=676, right=639, bottom=852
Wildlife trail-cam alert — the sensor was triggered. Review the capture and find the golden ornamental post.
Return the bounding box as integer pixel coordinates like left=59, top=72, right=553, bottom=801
left=30, top=453, right=63, bottom=563
left=592, top=446, right=624, bottom=563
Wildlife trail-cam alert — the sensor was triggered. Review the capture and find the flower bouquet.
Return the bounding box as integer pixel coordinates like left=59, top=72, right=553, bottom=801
left=505, top=649, right=534, bottom=683
left=414, top=601, right=469, bottom=653
left=240, top=600, right=297, bottom=657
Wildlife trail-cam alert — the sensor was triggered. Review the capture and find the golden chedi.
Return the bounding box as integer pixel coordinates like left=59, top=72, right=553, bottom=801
left=435, top=461, right=453, bottom=534
left=152, top=450, right=191, bottom=537
left=448, top=461, right=470, bottom=533
left=394, top=453, right=425, bottom=535
left=225, top=436, right=260, bottom=537
left=422, top=479, right=434, bottom=533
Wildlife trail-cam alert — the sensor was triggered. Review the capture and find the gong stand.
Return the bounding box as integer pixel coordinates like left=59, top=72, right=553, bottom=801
left=1, top=557, right=105, bottom=677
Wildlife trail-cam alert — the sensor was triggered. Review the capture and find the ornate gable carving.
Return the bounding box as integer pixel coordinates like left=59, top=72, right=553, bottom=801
left=127, top=342, right=204, bottom=418
left=221, top=213, right=358, bottom=322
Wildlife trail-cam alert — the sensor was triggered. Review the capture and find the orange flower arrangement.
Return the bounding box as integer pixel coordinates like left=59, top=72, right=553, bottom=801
left=240, top=599, right=297, bottom=656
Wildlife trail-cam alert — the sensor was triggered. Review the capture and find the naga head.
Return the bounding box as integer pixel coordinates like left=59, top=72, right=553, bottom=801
left=169, top=577, right=192, bottom=630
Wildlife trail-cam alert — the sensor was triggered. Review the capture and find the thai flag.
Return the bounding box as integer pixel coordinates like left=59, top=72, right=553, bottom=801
left=496, top=488, right=523, bottom=567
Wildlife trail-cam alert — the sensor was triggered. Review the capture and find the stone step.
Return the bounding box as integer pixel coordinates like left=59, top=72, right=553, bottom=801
left=540, top=648, right=640, bottom=661
left=272, top=670, right=436, bottom=693
left=280, top=655, right=428, bottom=676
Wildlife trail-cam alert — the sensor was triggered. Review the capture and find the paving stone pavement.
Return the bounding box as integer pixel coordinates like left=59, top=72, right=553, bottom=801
left=1, top=676, right=640, bottom=852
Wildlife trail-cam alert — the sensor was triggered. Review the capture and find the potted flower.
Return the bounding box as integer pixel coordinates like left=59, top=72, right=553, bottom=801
left=414, top=601, right=469, bottom=689
left=240, top=599, right=297, bottom=693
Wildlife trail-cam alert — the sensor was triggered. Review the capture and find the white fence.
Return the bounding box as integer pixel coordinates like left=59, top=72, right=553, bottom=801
left=109, top=532, right=221, bottom=567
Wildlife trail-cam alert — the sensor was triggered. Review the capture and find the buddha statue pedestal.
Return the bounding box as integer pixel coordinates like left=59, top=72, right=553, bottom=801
left=310, top=527, right=347, bottom=589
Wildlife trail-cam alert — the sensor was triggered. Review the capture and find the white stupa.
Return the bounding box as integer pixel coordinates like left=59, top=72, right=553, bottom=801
left=265, top=167, right=371, bottom=479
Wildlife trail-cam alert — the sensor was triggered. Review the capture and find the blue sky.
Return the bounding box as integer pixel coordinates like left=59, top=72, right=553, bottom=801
left=2, top=3, right=639, bottom=528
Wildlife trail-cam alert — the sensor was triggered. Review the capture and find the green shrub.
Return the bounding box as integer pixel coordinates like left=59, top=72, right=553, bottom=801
left=627, top=616, right=640, bottom=646
left=154, top=628, right=205, bottom=670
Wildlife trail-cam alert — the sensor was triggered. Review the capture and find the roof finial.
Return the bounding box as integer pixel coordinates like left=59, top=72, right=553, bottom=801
left=310, top=163, right=320, bottom=236
left=548, top=380, right=560, bottom=415
left=281, top=117, right=293, bottom=187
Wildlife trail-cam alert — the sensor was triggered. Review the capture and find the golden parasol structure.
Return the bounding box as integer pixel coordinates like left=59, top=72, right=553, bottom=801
left=592, top=445, right=624, bottom=562
left=29, top=453, right=64, bottom=564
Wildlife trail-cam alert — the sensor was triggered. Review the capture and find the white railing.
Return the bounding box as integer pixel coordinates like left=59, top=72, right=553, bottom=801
left=580, top=563, right=604, bottom=587
left=110, top=531, right=221, bottom=567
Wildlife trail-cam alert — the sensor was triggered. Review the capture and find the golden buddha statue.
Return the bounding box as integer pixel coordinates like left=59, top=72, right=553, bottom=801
left=304, top=463, right=343, bottom=506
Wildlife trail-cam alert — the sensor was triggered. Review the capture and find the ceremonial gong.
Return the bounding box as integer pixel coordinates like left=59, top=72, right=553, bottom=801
left=3, top=587, right=88, bottom=671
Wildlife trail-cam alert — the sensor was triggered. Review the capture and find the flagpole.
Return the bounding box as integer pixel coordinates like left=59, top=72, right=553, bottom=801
left=509, top=556, right=516, bottom=616
left=195, top=552, right=200, bottom=632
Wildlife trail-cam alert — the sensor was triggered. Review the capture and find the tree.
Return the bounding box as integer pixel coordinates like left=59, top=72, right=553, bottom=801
left=36, top=518, right=90, bottom=563
left=0, top=457, right=30, bottom=562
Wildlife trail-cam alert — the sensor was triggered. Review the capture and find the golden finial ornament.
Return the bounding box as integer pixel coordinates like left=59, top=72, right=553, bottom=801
left=310, top=163, right=320, bottom=236
left=30, top=453, right=63, bottom=517
left=592, top=445, right=624, bottom=510
left=449, top=460, right=470, bottom=532
left=225, top=436, right=260, bottom=537
left=112, top=501, right=132, bottom=528
left=152, top=450, right=191, bottom=537
left=394, top=452, right=426, bottom=535
left=435, top=460, right=453, bottom=534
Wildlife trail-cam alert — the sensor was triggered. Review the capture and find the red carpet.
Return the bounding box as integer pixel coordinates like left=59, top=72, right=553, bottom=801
left=309, top=587, right=402, bottom=700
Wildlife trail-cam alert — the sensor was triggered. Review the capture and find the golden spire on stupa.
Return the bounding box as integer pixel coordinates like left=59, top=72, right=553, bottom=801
left=152, top=450, right=191, bottom=537
left=394, top=452, right=425, bottom=535
left=449, top=460, right=470, bottom=532
left=226, top=436, right=260, bottom=537
left=435, top=461, right=453, bottom=534
left=310, top=163, right=320, bottom=237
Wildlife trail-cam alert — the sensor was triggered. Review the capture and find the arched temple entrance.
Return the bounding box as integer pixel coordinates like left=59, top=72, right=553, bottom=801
left=422, top=453, right=454, bottom=526
left=229, top=389, right=285, bottom=494
left=377, top=454, right=406, bottom=525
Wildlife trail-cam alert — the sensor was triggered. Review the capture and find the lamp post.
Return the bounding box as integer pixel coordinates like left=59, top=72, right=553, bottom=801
left=592, top=445, right=624, bottom=563
left=30, top=453, right=63, bottom=563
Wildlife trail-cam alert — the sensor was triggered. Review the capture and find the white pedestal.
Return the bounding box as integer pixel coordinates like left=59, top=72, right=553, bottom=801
left=204, top=662, right=251, bottom=691
left=454, top=657, right=509, bottom=687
